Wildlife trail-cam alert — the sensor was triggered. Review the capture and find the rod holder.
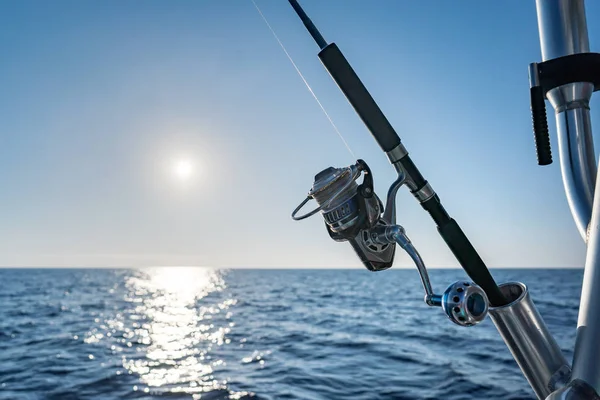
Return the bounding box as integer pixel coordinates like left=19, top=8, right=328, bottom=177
left=545, top=379, right=600, bottom=400
left=489, top=282, right=571, bottom=399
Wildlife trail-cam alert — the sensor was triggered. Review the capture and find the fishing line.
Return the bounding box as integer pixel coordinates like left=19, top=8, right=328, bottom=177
left=250, top=0, right=356, bottom=158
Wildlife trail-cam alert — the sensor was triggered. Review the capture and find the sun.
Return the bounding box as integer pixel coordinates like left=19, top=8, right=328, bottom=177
left=173, top=159, right=194, bottom=181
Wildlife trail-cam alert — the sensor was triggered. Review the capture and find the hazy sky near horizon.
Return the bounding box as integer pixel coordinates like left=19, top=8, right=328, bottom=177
left=1, top=0, right=599, bottom=268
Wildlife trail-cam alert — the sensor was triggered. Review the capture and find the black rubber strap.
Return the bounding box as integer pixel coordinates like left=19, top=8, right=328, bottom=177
left=530, top=86, right=552, bottom=166
left=536, top=53, right=600, bottom=95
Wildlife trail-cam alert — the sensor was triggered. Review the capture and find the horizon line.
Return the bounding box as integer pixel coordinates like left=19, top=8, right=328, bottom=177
left=0, top=266, right=585, bottom=270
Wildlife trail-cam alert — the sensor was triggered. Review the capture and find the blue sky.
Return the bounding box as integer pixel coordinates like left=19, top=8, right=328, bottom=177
left=0, top=0, right=598, bottom=268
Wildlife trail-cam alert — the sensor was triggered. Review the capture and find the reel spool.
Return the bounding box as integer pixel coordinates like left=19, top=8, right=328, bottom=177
left=292, top=160, right=381, bottom=239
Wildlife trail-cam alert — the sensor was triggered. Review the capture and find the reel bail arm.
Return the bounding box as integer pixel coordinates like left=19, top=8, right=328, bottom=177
left=291, top=161, right=365, bottom=222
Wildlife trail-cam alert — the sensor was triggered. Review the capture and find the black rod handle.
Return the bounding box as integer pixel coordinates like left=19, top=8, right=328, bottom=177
left=318, top=43, right=402, bottom=153
left=421, top=195, right=508, bottom=306
left=438, top=218, right=507, bottom=307
left=530, top=86, right=552, bottom=166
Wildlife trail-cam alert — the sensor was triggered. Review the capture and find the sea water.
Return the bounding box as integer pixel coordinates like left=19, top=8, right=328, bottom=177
left=0, top=268, right=583, bottom=400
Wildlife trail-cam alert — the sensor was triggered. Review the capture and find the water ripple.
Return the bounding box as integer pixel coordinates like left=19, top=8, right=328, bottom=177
left=0, top=268, right=583, bottom=399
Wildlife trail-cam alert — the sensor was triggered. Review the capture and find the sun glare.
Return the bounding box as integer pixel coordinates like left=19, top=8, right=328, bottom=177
left=173, top=159, right=194, bottom=181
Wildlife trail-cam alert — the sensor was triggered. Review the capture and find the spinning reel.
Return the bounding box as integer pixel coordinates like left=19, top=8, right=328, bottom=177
left=292, top=160, right=489, bottom=327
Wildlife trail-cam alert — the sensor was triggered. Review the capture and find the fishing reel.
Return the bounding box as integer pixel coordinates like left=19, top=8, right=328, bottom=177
left=292, top=160, right=489, bottom=326
left=292, top=160, right=393, bottom=270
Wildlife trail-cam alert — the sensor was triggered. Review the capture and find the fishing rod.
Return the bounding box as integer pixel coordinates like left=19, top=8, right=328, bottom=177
left=284, top=0, right=600, bottom=399
left=288, top=0, right=507, bottom=313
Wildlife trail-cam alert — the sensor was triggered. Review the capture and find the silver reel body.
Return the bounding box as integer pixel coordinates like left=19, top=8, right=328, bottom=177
left=293, top=160, right=396, bottom=271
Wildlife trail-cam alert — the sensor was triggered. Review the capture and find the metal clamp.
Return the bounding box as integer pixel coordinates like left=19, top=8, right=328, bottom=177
left=530, top=53, right=600, bottom=96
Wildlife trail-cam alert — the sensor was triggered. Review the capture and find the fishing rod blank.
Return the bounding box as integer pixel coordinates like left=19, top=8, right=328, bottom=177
left=287, top=0, right=507, bottom=307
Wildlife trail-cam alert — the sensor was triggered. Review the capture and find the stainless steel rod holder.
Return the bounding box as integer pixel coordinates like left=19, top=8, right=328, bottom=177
left=489, top=282, right=571, bottom=399
left=535, top=0, right=596, bottom=241
left=546, top=379, right=600, bottom=400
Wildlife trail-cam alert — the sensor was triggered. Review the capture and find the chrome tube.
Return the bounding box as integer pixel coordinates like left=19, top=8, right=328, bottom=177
left=546, top=379, right=600, bottom=400
left=536, top=0, right=590, bottom=61
left=553, top=89, right=596, bottom=240
left=572, top=165, right=600, bottom=395
left=535, top=0, right=596, bottom=241
left=489, top=282, right=571, bottom=399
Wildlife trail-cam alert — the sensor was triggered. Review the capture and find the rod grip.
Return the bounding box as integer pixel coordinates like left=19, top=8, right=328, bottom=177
left=438, top=218, right=507, bottom=306
left=530, top=86, right=552, bottom=166
left=318, top=43, right=401, bottom=152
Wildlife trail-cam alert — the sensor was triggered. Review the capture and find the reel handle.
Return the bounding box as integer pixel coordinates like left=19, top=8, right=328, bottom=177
left=440, top=281, right=489, bottom=327
left=372, top=224, right=489, bottom=326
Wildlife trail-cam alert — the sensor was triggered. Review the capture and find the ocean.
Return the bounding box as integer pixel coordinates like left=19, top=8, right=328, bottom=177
left=0, top=268, right=583, bottom=400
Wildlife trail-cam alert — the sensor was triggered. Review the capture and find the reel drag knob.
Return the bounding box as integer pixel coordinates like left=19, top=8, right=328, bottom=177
left=441, top=281, right=488, bottom=327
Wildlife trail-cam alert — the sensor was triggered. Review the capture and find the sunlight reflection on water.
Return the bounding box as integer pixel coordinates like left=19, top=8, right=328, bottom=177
left=86, top=267, right=250, bottom=399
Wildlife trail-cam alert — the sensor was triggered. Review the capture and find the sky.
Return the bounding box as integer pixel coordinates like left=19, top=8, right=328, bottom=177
left=0, top=0, right=599, bottom=268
